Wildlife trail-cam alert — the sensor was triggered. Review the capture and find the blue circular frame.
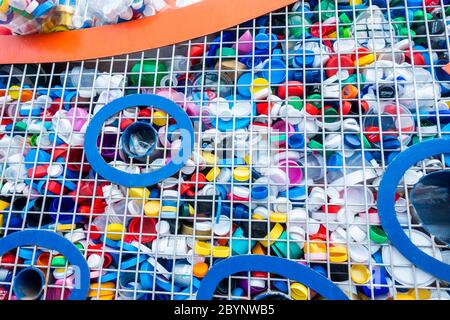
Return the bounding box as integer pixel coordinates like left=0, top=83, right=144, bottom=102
left=196, top=255, right=348, bottom=300
left=378, top=138, right=450, bottom=282
left=0, top=230, right=90, bottom=300
left=84, top=94, right=194, bottom=187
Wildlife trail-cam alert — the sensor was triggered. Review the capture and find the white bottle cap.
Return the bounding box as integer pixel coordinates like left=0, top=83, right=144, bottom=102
left=348, top=225, right=367, bottom=242
left=290, top=207, right=308, bottom=221
left=156, top=220, right=171, bottom=235
left=349, top=244, right=370, bottom=263
left=214, top=216, right=231, bottom=236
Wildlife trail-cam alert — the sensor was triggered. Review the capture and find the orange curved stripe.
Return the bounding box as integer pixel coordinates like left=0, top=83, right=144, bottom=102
left=0, top=0, right=296, bottom=64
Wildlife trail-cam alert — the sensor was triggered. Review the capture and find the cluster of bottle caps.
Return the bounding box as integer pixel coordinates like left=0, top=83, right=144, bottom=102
left=0, top=0, right=203, bottom=35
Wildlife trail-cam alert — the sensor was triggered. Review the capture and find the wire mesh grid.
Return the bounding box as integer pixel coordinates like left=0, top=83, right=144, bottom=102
left=0, top=0, right=450, bottom=300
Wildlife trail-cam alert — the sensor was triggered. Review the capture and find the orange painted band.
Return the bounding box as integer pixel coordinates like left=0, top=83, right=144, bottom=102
left=0, top=0, right=296, bottom=64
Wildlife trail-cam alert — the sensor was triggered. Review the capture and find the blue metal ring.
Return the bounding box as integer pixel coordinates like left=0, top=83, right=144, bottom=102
left=0, top=230, right=90, bottom=300
left=378, top=138, right=450, bottom=282
left=84, top=94, right=194, bottom=187
left=196, top=255, right=348, bottom=300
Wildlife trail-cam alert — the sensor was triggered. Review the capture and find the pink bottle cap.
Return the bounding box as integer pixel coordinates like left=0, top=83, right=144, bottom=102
left=279, top=159, right=303, bottom=185
left=232, top=30, right=254, bottom=55
left=67, top=107, right=88, bottom=131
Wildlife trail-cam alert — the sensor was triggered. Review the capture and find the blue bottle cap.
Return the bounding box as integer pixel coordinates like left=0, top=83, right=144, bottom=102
left=279, top=186, right=306, bottom=200
left=288, top=133, right=305, bottom=150
left=407, top=0, right=423, bottom=7
left=255, top=33, right=270, bottom=50
left=32, top=1, right=56, bottom=18
left=327, top=152, right=343, bottom=170
left=271, top=280, right=289, bottom=293
left=293, top=49, right=315, bottom=68
left=24, top=150, right=51, bottom=169
left=261, top=58, right=287, bottom=84
left=251, top=186, right=269, bottom=200
left=344, top=134, right=362, bottom=149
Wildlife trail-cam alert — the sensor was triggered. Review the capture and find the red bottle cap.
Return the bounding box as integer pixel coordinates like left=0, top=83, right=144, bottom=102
left=28, top=165, right=49, bottom=179
left=190, top=173, right=206, bottom=189
left=325, top=55, right=355, bottom=78
left=277, top=81, right=304, bottom=99
left=128, top=217, right=157, bottom=244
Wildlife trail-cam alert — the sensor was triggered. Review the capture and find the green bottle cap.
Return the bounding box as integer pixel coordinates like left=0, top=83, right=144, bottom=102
left=14, top=122, right=27, bottom=131
left=307, top=94, right=322, bottom=109
left=30, top=135, right=38, bottom=147
left=370, top=226, right=388, bottom=244
left=288, top=15, right=310, bottom=39
left=129, top=60, right=168, bottom=87
left=51, top=256, right=67, bottom=267
left=308, top=139, right=323, bottom=150
left=339, top=13, right=352, bottom=25
left=288, top=96, right=304, bottom=111
left=342, top=27, right=352, bottom=38
left=413, top=9, right=426, bottom=22
left=216, top=47, right=237, bottom=58
left=314, top=0, right=336, bottom=21
left=323, top=107, right=338, bottom=123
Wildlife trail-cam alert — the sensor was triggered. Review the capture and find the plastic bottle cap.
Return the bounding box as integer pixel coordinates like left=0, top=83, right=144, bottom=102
left=47, top=164, right=63, bottom=177
left=233, top=166, right=250, bottom=181
left=290, top=282, right=308, bottom=300
left=350, top=265, right=371, bottom=284
left=106, top=223, right=125, bottom=241
left=193, top=262, right=209, bottom=278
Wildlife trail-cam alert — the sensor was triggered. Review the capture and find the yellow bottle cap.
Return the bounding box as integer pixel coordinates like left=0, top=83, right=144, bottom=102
left=291, top=283, right=308, bottom=300
left=128, top=187, right=150, bottom=199
left=106, top=223, right=125, bottom=241
left=188, top=204, right=195, bottom=216
left=251, top=242, right=266, bottom=255
left=202, top=152, right=218, bottom=165
left=0, top=199, right=10, bottom=211
left=194, top=241, right=212, bottom=256
left=161, top=206, right=177, bottom=213
left=8, top=85, right=21, bottom=100
left=206, top=167, right=221, bottom=182
left=350, top=0, right=363, bottom=5
left=350, top=265, right=371, bottom=284
left=403, top=289, right=431, bottom=300
left=251, top=213, right=265, bottom=220
left=260, top=223, right=284, bottom=247
left=304, top=242, right=327, bottom=254
left=329, top=245, right=348, bottom=263
left=269, top=212, right=287, bottom=223
left=88, top=282, right=116, bottom=297
left=355, top=53, right=375, bottom=66
left=153, top=110, right=168, bottom=126
left=56, top=224, right=77, bottom=232
left=212, top=246, right=230, bottom=258
left=233, top=166, right=250, bottom=181
left=250, top=78, right=270, bottom=95
left=144, top=200, right=160, bottom=217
